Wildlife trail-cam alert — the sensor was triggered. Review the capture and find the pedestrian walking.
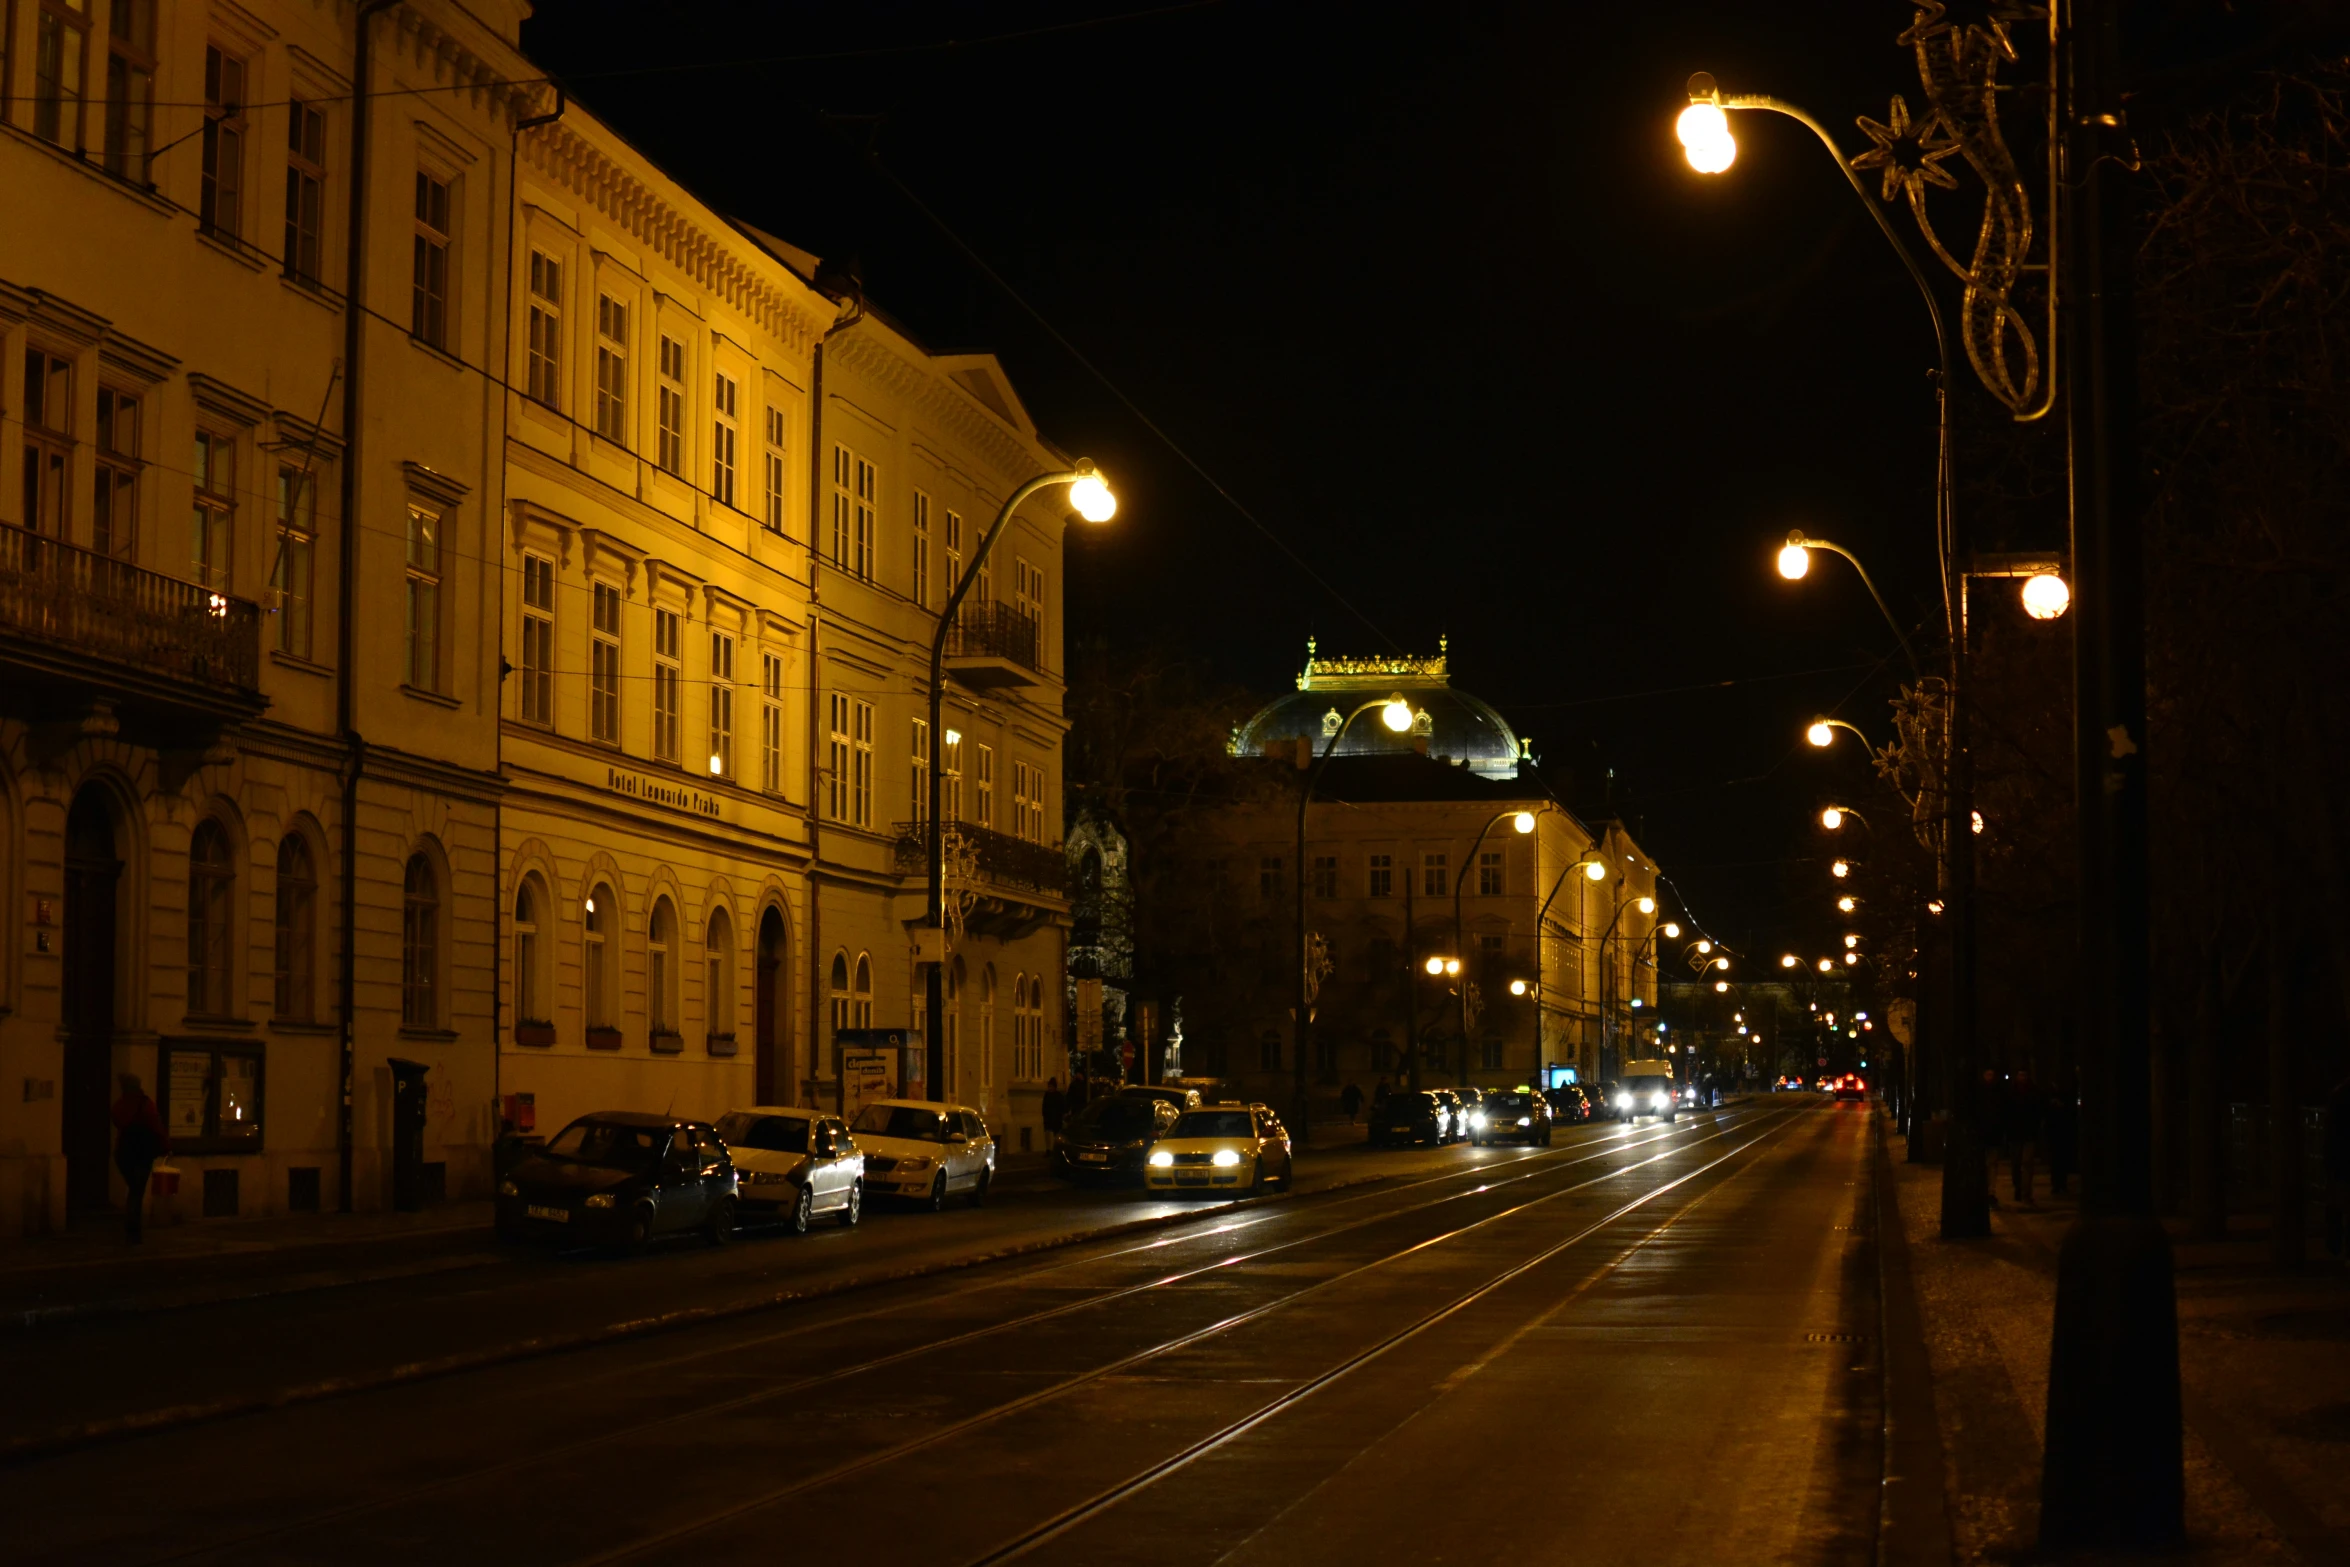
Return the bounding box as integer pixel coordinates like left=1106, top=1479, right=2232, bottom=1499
left=110, top=1074, right=168, bottom=1243
left=2008, top=1068, right=2045, bottom=1203
left=2044, top=1073, right=2079, bottom=1199
left=2323, top=1070, right=2350, bottom=1260
left=1340, top=1081, right=1364, bottom=1124
left=1041, top=1077, right=1067, bottom=1137
left=1371, top=1076, right=1393, bottom=1113
left=1978, top=1068, right=2009, bottom=1210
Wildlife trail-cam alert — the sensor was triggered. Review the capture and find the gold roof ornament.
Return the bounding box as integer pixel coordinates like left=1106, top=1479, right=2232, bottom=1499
left=1297, top=637, right=1450, bottom=692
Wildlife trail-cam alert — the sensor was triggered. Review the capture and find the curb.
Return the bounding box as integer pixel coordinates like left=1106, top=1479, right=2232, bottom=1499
left=0, top=1166, right=1397, bottom=1467
left=1874, top=1114, right=1958, bottom=1567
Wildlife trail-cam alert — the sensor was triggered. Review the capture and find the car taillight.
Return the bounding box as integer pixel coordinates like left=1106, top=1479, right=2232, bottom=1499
left=1856, top=1079, right=1865, bottom=1091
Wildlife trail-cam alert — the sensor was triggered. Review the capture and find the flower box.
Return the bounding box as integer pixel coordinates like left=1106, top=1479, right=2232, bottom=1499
left=649, top=1029, right=684, bottom=1055
left=585, top=1025, right=624, bottom=1052
left=706, top=1031, right=739, bottom=1058
left=514, top=1020, right=556, bottom=1048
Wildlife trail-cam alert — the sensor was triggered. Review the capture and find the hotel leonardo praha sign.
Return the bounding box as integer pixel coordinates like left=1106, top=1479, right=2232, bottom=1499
left=606, top=766, right=722, bottom=820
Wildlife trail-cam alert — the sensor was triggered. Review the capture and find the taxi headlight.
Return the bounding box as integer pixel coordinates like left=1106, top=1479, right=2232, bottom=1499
left=1615, top=1093, right=1633, bottom=1110
left=1470, top=1113, right=1488, bottom=1129
left=498, top=1179, right=519, bottom=1197
left=900, top=1156, right=933, bottom=1171
left=583, top=1193, right=616, bottom=1209
left=1148, top=1150, right=1174, bottom=1168
left=1211, top=1149, right=1242, bottom=1168
left=1517, top=1117, right=1532, bottom=1127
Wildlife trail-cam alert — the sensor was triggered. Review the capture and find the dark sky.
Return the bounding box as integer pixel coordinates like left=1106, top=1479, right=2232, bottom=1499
left=524, top=0, right=1966, bottom=960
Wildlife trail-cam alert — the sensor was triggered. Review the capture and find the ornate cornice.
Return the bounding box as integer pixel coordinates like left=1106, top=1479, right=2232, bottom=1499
left=826, top=329, right=1046, bottom=492
left=392, top=7, right=538, bottom=131
left=1297, top=636, right=1452, bottom=692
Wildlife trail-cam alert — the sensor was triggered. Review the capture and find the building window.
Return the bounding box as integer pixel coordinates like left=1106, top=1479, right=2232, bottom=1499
left=1016, top=556, right=1044, bottom=643
left=284, top=97, right=327, bottom=286
left=1312, top=855, right=1339, bottom=899
left=910, top=717, right=930, bottom=824
left=912, top=491, right=931, bottom=608
left=852, top=953, right=873, bottom=1028
left=520, top=553, right=554, bottom=725
left=944, top=509, right=963, bottom=606
left=1259, top=856, right=1283, bottom=899
left=943, top=729, right=963, bottom=823
left=826, top=694, right=850, bottom=822
left=94, top=387, right=139, bottom=558
left=828, top=445, right=876, bottom=580
left=411, top=170, right=451, bottom=348
left=160, top=1040, right=263, bottom=1153
left=655, top=335, right=684, bottom=474
left=584, top=884, right=615, bottom=1028
left=760, top=652, right=783, bottom=792
left=514, top=875, right=546, bottom=1028
left=590, top=580, right=621, bottom=744
left=273, top=833, right=316, bottom=1022
left=712, top=372, right=738, bottom=507
left=647, top=896, right=677, bottom=1037
left=1013, top=760, right=1044, bottom=843
left=1423, top=852, right=1448, bottom=898
left=401, top=852, right=439, bottom=1027
left=829, top=951, right=850, bottom=1040
left=405, top=504, right=441, bottom=691
left=200, top=45, right=246, bottom=238
left=102, top=0, right=156, bottom=180
left=527, top=252, right=563, bottom=409
left=708, top=630, right=735, bottom=777
left=187, top=819, right=236, bottom=1018
left=1482, top=1036, right=1505, bottom=1071
left=190, top=428, right=234, bottom=591
left=24, top=348, right=74, bottom=538
left=1479, top=850, right=1504, bottom=897
left=762, top=406, right=787, bottom=532
left=1367, top=853, right=1393, bottom=898
left=272, top=465, right=316, bottom=658
left=851, top=699, right=874, bottom=828
left=593, top=294, right=627, bottom=442
left=651, top=607, right=682, bottom=762
left=706, top=905, right=734, bottom=1046
left=1260, top=1031, right=1282, bottom=1072
left=980, top=966, right=996, bottom=1099
left=974, top=743, right=994, bottom=830
left=33, top=0, right=92, bottom=147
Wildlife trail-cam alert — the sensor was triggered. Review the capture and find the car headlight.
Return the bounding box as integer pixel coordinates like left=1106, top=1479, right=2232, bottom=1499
left=1652, top=1091, right=1672, bottom=1109
left=1615, top=1093, right=1633, bottom=1109
left=583, top=1193, right=616, bottom=1209
left=498, top=1179, right=518, bottom=1197
left=900, top=1156, right=933, bottom=1171
left=1517, top=1117, right=1531, bottom=1127
left=1211, top=1149, right=1241, bottom=1168
left=1148, top=1150, right=1174, bottom=1167
left=1470, top=1113, right=1488, bottom=1129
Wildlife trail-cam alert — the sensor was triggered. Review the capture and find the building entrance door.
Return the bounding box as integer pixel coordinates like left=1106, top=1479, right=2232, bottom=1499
left=755, top=907, right=786, bottom=1105
left=62, top=788, right=121, bottom=1213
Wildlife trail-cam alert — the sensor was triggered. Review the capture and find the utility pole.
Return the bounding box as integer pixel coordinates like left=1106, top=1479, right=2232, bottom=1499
left=2039, top=0, right=2183, bottom=1548
left=1402, top=867, right=1420, bottom=1093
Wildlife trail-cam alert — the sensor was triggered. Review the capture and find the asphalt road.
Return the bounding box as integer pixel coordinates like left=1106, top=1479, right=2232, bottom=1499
left=3, top=1098, right=1892, bottom=1567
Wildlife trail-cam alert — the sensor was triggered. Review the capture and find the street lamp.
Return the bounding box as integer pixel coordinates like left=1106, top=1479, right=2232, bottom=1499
left=1806, top=717, right=1873, bottom=751
left=1831, top=859, right=1852, bottom=879
left=1452, top=806, right=1543, bottom=1085
left=1776, top=531, right=1920, bottom=675
left=1838, top=895, right=1857, bottom=913
left=2022, top=571, right=2072, bottom=620
left=927, top=461, right=1116, bottom=1100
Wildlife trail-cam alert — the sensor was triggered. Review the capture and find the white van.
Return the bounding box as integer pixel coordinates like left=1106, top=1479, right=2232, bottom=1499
left=1617, top=1059, right=1679, bottom=1122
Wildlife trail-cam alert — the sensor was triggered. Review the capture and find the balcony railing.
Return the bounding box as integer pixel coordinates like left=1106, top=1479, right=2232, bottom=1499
left=893, top=819, right=1068, bottom=898
left=0, top=524, right=262, bottom=694
left=944, top=600, right=1041, bottom=676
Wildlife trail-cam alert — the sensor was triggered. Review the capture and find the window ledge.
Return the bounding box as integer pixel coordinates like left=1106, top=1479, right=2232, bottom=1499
left=279, top=272, right=343, bottom=313
left=266, top=1019, right=339, bottom=1036
left=181, top=1015, right=258, bottom=1032
left=194, top=227, right=267, bottom=272
left=0, top=122, right=178, bottom=219
left=402, top=684, right=462, bottom=709
left=407, top=333, right=465, bottom=372
left=398, top=1027, right=460, bottom=1043
left=270, top=650, right=333, bottom=678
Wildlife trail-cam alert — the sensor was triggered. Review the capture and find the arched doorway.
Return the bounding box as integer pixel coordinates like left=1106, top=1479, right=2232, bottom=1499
left=755, top=906, right=788, bottom=1105
left=63, top=788, right=121, bottom=1213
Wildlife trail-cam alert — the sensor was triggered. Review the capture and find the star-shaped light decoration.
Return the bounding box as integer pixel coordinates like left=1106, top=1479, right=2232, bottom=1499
left=1851, top=95, right=1962, bottom=204
left=1898, top=0, right=2043, bottom=63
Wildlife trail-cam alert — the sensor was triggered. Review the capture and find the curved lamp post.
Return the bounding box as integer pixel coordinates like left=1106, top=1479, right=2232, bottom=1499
left=926, top=463, right=1116, bottom=1100
left=1294, top=694, right=1417, bottom=1142
left=1451, top=808, right=1540, bottom=1084
left=1779, top=531, right=1921, bottom=676
left=1595, top=891, right=1656, bottom=1078
left=1805, top=716, right=1874, bottom=751
left=1531, top=848, right=1612, bottom=1083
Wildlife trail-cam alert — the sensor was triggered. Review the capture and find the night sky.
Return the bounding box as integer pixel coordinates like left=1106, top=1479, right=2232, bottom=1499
left=524, top=0, right=1961, bottom=960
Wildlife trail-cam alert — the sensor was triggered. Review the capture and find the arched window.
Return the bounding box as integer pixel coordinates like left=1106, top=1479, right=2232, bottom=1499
left=402, top=852, right=439, bottom=1027
left=515, top=874, right=548, bottom=1025
left=273, top=832, right=316, bottom=1021
left=187, top=819, right=235, bottom=1017
left=706, top=904, right=735, bottom=1046
left=829, top=950, right=851, bottom=1039
left=852, top=952, right=873, bottom=1028
left=980, top=965, right=997, bottom=1105
left=584, top=882, right=616, bottom=1029
left=648, top=896, right=678, bottom=1036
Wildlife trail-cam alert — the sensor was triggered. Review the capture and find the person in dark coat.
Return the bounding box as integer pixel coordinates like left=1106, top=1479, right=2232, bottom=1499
left=2007, top=1068, right=2045, bottom=1203
left=1340, top=1081, right=1364, bottom=1124
left=1041, top=1078, right=1066, bottom=1137
left=1978, top=1068, right=2009, bottom=1210
left=111, top=1074, right=169, bottom=1242
left=1371, top=1077, right=1393, bottom=1113
left=2044, top=1073, right=2079, bottom=1199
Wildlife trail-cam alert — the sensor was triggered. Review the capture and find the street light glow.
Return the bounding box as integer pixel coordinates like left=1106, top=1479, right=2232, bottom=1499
left=1844, top=934, right=1859, bottom=949
left=1636, top=896, right=1655, bottom=915
left=1444, top=958, right=1461, bottom=976
left=1380, top=695, right=1414, bottom=732
left=1715, top=957, right=1730, bottom=970
left=1068, top=471, right=1118, bottom=523
left=2021, top=571, right=2071, bottom=620
left=1424, top=956, right=1445, bottom=976
left=1845, top=952, right=1860, bottom=966
left=1714, top=980, right=1729, bottom=993
left=1781, top=954, right=1798, bottom=969
left=1831, top=859, right=1851, bottom=878
left=1777, top=539, right=1812, bottom=580
left=1971, top=810, right=1985, bottom=835
left=1818, top=958, right=1834, bottom=973
left=1837, top=895, right=1856, bottom=913
left=1509, top=978, right=1528, bottom=997
left=1511, top=811, right=1536, bottom=834
left=1584, top=860, right=1608, bottom=881
left=1806, top=720, right=1834, bottom=748
left=1821, top=806, right=1845, bottom=830
left=1677, top=100, right=1736, bottom=173
left=1695, top=938, right=1711, bottom=953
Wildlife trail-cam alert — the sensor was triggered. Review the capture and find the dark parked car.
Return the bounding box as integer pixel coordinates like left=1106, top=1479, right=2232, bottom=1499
left=1054, top=1093, right=1180, bottom=1183
left=496, top=1113, right=737, bottom=1248
left=1430, top=1088, right=1469, bottom=1144
left=1116, top=1084, right=1202, bottom=1113
left=1544, top=1084, right=1595, bottom=1124
left=1469, top=1088, right=1554, bottom=1146
left=1370, top=1090, right=1453, bottom=1147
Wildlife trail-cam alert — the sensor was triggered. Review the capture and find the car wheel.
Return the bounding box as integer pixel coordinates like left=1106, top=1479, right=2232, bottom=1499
left=927, top=1171, right=948, bottom=1212
left=970, top=1168, right=991, bottom=1208
left=1542, top=1126, right=1554, bottom=1146
left=1250, top=1156, right=1266, bottom=1193
left=624, top=1204, right=655, bottom=1252
left=838, top=1180, right=862, bottom=1228
left=788, top=1185, right=813, bottom=1236
left=705, top=1197, right=737, bottom=1246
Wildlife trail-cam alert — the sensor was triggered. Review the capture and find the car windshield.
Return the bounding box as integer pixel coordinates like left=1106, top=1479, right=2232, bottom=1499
left=1485, top=1092, right=1533, bottom=1111
left=1170, top=1110, right=1254, bottom=1138
left=545, top=1120, right=665, bottom=1170
left=852, top=1104, right=950, bottom=1142
left=715, top=1113, right=808, bottom=1154
left=1070, top=1099, right=1158, bottom=1139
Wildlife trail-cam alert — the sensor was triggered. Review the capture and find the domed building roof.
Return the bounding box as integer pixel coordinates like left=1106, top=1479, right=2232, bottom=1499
left=1234, top=639, right=1527, bottom=782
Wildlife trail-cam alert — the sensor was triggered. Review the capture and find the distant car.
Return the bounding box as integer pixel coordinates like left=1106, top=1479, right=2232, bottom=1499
left=1054, top=1093, right=1179, bottom=1183
left=1548, top=1084, right=1598, bottom=1124
left=1615, top=1065, right=1679, bottom=1123
left=1370, top=1091, right=1452, bottom=1147
left=849, top=1099, right=997, bottom=1209
left=496, top=1113, right=737, bottom=1248
left=1430, top=1088, right=1469, bottom=1144
left=715, top=1107, right=863, bottom=1232
left=1468, top=1088, right=1554, bottom=1146
left=1115, top=1084, right=1202, bottom=1113
left=1145, top=1103, right=1292, bottom=1194
left=1833, top=1073, right=1867, bottom=1101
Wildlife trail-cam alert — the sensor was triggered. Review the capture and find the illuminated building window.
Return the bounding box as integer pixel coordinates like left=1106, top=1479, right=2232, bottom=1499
left=763, top=407, right=787, bottom=532
left=712, top=371, right=738, bottom=507
left=656, top=335, right=685, bottom=474
left=761, top=654, right=784, bottom=792
left=708, top=631, right=735, bottom=777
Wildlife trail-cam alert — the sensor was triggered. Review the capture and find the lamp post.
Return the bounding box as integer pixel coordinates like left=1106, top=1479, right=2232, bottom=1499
left=1452, top=808, right=1539, bottom=1084
left=1595, top=892, right=1656, bottom=1081
left=1777, top=531, right=1921, bottom=676
left=1294, top=694, right=1418, bottom=1144
left=925, top=463, right=1116, bottom=1102
left=1532, top=850, right=1611, bottom=1082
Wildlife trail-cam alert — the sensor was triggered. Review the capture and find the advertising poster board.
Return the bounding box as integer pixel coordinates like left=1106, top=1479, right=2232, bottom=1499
left=837, top=1028, right=921, bottom=1116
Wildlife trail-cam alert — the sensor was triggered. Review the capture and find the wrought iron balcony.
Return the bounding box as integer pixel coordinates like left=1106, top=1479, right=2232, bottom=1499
left=942, top=600, right=1042, bottom=688
left=0, top=524, right=266, bottom=734
left=893, top=819, right=1068, bottom=898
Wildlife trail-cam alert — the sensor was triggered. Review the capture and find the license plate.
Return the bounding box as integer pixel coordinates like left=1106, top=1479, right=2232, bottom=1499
left=1078, top=1152, right=1109, bottom=1163
left=525, top=1204, right=568, bottom=1222
left=1389, top=1125, right=1412, bottom=1133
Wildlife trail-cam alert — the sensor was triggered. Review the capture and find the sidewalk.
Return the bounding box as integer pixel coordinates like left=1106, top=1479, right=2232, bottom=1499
left=1890, top=1130, right=2350, bottom=1565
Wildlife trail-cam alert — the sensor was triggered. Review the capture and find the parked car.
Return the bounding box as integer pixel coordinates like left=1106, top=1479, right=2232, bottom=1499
left=1468, top=1088, right=1554, bottom=1146
left=1145, top=1103, right=1292, bottom=1194
left=1545, top=1084, right=1595, bottom=1124
left=1115, top=1084, right=1203, bottom=1113
left=1054, top=1093, right=1179, bottom=1184
left=1370, top=1090, right=1452, bottom=1147
left=1430, top=1088, right=1469, bottom=1144
left=496, top=1113, right=737, bottom=1248
left=1455, top=1086, right=1488, bottom=1131
left=849, top=1099, right=997, bottom=1208
left=714, top=1107, right=863, bottom=1232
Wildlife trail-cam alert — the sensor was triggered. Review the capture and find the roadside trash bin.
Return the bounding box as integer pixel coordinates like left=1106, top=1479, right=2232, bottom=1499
left=390, top=1058, right=429, bottom=1211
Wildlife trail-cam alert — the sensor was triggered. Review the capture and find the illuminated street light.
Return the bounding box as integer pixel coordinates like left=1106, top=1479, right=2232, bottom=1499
left=1068, top=470, right=1118, bottom=523
left=1838, top=895, right=1856, bottom=913
left=1928, top=899, right=1946, bottom=914
left=1777, top=538, right=1812, bottom=580
left=1636, top=897, right=1655, bottom=915
left=1584, top=860, right=1608, bottom=881
left=1662, top=922, right=1682, bottom=939
left=1845, top=953, right=1860, bottom=966
left=1714, top=980, right=1729, bottom=993
left=1677, top=93, right=1736, bottom=172
left=1511, top=810, right=1536, bottom=834
left=1821, top=807, right=1845, bottom=830
left=1424, top=956, right=1446, bottom=976
left=1831, top=860, right=1851, bottom=879
left=1380, top=696, right=1414, bottom=733
left=1781, top=954, right=1799, bottom=969
left=1971, top=810, right=1985, bottom=835
left=1715, top=957, right=1730, bottom=971
left=1845, top=934, right=1860, bottom=949
left=1806, top=716, right=1873, bottom=750
left=708, top=753, right=724, bottom=776
left=1818, top=958, right=1834, bottom=973
left=1696, top=939, right=1712, bottom=954
left=1509, top=978, right=1529, bottom=997
left=1445, top=958, right=1461, bottom=977
left=2021, top=571, right=2071, bottom=620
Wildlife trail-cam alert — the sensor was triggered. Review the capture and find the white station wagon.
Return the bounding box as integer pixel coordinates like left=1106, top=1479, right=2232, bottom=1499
left=714, top=1107, right=863, bottom=1232
left=847, top=1099, right=997, bottom=1209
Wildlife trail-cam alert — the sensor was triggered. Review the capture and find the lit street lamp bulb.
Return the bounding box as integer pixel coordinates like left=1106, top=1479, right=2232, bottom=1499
left=1629, top=997, right=1644, bottom=1009
left=1831, top=860, right=1851, bottom=879
left=1695, top=938, right=1711, bottom=953
left=1928, top=899, right=1946, bottom=914
left=1424, top=956, right=1445, bottom=976
left=1806, top=720, right=1834, bottom=748
left=1676, top=100, right=1729, bottom=149
left=1818, top=958, right=1834, bottom=973
left=1685, top=129, right=1737, bottom=174
left=1509, top=979, right=1528, bottom=997
left=1068, top=472, right=1117, bottom=523
left=1715, top=957, right=1730, bottom=971
left=1381, top=696, right=1414, bottom=733
left=1971, top=810, right=1985, bottom=835
left=1837, top=895, right=1856, bottom=913
left=1820, top=807, right=1845, bottom=831
left=1584, top=860, right=1608, bottom=881
left=2021, top=572, right=2071, bottom=620
left=1777, top=542, right=1812, bottom=580
left=1444, top=959, right=1461, bottom=976
left=1845, top=953, right=1860, bottom=966
left=1662, top=922, right=1681, bottom=939
left=944, top=728, right=962, bottom=747
left=1781, top=954, right=1798, bottom=969
left=708, top=754, right=724, bottom=775
left=1511, top=811, right=1536, bottom=834
left=1636, top=897, right=1655, bottom=915
left=1714, top=980, right=1729, bottom=993
left=1844, top=934, right=1859, bottom=949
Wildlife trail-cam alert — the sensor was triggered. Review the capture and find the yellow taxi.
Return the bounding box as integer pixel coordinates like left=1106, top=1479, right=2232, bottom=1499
left=1144, top=1102, right=1294, bottom=1195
